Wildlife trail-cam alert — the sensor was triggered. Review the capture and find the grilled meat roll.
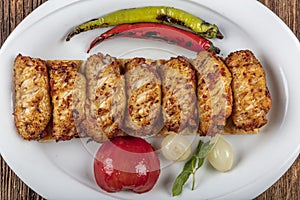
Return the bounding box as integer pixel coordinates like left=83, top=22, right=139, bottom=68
left=13, top=50, right=272, bottom=142
left=193, top=51, right=233, bottom=136
left=85, top=53, right=126, bottom=142
left=124, top=58, right=163, bottom=136
left=49, top=60, right=86, bottom=141
left=159, top=56, right=197, bottom=133
left=225, top=50, right=272, bottom=132
left=13, top=54, right=52, bottom=140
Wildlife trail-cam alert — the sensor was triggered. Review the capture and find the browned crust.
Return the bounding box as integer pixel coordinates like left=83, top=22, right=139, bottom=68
left=84, top=53, right=127, bottom=142
left=225, top=50, right=272, bottom=132
left=222, top=117, right=259, bottom=134
left=123, top=58, right=163, bottom=136
left=48, top=60, right=86, bottom=141
left=159, top=56, right=198, bottom=133
left=13, top=54, right=52, bottom=140
left=193, top=51, right=233, bottom=136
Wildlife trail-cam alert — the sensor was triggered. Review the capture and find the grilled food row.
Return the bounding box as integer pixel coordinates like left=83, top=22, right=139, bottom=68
left=13, top=50, right=272, bottom=142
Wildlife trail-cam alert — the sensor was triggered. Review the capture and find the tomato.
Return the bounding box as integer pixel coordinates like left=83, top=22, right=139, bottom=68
left=94, top=136, right=160, bottom=193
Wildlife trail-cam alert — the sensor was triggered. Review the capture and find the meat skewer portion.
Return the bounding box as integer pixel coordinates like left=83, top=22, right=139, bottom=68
left=224, top=50, right=272, bottom=132
left=13, top=54, right=52, bottom=140
left=193, top=51, right=233, bottom=136
left=13, top=50, right=272, bottom=142
left=48, top=60, right=86, bottom=141
left=123, top=58, right=163, bottom=136
left=85, top=53, right=126, bottom=142
left=159, top=56, right=198, bottom=133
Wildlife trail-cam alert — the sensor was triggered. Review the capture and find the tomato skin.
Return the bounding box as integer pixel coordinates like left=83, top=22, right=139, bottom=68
left=94, top=136, right=160, bottom=193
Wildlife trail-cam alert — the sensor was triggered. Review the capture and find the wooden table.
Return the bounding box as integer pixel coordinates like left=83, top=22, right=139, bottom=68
left=0, top=0, right=299, bottom=199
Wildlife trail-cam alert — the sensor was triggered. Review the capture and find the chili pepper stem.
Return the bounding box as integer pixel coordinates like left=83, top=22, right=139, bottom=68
left=216, top=31, right=224, bottom=39
left=210, top=45, right=221, bottom=54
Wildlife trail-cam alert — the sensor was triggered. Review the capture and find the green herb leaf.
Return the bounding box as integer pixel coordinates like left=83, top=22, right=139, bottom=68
left=172, top=139, right=214, bottom=196
left=197, top=141, right=214, bottom=159
left=195, top=157, right=205, bottom=171
left=172, top=170, right=192, bottom=196
left=172, top=155, right=195, bottom=196
left=183, top=156, right=195, bottom=172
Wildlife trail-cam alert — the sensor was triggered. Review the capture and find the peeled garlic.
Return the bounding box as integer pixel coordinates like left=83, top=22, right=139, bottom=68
left=208, top=134, right=234, bottom=172
left=161, top=133, right=192, bottom=162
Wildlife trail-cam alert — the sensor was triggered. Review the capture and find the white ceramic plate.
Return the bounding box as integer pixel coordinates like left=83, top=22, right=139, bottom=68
left=0, top=0, right=299, bottom=199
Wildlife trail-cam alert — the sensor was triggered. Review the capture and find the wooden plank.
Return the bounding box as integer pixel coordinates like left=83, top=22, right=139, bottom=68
left=16, top=0, right=25, bottom=26
left=1, top=0, right=10, bottom=45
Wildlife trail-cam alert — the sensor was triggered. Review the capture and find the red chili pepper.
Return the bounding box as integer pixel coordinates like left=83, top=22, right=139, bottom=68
left=87, top=23, right=220, bottom=54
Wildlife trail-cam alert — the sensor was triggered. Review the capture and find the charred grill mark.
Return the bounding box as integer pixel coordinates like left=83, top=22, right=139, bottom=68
left=123, top=32, right=135, bottom=37
left=156, top=15, right=186, bottom=27
left=86, top=18, right=99, bottom=23
left=143, top=31, right=158, bottom=37
left=156, top=14, right=216, bottom=37
left=141, top=31, right=170, bottom=43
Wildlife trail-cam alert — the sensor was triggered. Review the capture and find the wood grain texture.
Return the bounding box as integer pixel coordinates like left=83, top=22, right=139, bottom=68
left=0, top=0, right=299, bottom=199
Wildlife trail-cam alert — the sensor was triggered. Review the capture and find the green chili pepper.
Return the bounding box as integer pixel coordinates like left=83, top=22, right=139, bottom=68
left=66, top=6, right=223, bottom=41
